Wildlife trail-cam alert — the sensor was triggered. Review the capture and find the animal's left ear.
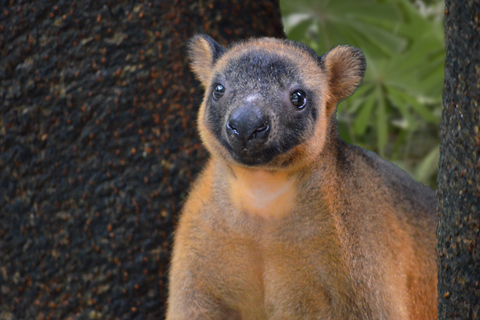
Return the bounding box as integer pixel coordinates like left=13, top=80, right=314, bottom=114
left=321, top=45, right=366, bottom=105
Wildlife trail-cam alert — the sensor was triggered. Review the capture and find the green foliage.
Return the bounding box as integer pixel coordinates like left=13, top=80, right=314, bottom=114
left=281, top=0, right=444, bottom=189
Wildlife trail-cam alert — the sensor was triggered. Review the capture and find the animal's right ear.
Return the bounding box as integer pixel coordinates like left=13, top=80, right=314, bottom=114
left=321, top=45, right=366, bottom=107
left=188, top=34, right=225, bottom=87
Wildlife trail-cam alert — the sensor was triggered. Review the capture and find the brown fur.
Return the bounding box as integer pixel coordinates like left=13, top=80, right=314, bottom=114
left=167, top=35, right=437, bottom=319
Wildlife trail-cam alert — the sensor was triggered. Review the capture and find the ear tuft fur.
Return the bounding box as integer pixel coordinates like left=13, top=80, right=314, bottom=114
left=188, top=34, right=225, bottom=87
left=322, top=45, right=366, bottom=104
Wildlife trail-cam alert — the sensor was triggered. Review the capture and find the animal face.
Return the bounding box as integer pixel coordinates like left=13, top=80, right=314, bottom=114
left=188, top=35, right=365, bottom=170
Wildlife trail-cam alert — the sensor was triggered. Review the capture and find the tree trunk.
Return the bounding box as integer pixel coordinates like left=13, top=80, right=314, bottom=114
left=0, top=1, right=284, bottom=318
left=437, top=0, right=480, bottom=318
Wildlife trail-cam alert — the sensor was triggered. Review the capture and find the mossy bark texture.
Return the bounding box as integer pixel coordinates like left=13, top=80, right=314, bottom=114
left=437, top=0, right=480, bottom=319
left=0, top=1, right=284, bottom=319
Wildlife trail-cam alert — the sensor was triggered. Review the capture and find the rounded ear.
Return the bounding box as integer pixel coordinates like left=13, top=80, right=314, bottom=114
left=321, top=45, right=366, bottom=105
left=188, top=34, right=225, bottom=87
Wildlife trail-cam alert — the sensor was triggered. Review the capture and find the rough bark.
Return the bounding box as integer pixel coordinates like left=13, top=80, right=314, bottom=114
left=437, top=0, right=480, bottom=318
left=0, top=1, right=284, bottom=319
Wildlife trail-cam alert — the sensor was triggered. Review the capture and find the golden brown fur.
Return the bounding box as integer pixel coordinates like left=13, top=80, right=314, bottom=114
left=167, top=35, right=437, bottom=319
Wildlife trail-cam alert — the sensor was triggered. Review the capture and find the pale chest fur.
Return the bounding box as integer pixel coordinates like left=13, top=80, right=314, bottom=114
left=226, top=165, right=298, bottom=219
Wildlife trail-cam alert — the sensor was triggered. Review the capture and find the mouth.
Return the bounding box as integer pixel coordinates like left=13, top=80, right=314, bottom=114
left=222, top=140, right=277, bottom=166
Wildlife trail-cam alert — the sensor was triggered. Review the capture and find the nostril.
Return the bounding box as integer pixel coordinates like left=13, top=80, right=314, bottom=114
left=254, top=122, right=269, bottom=134
left=251, top=122, right=270, bottom=140
left=226, top=121, right=238, bottom=134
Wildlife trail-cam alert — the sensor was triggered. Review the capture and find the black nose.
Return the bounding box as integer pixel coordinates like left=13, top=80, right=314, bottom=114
left=226, top=106, right=270, bottom=146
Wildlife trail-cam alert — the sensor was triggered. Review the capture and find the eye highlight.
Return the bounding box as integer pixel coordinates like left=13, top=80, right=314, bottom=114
left=212, top=84, right=225, bottom=100
left=290, top=90, right=307, bottom=109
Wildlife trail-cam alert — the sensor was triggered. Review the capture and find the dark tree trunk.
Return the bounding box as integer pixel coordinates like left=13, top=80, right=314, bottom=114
left=0, top=1, right=284, bottom=318
left=437, top=0, right=480, bottom=318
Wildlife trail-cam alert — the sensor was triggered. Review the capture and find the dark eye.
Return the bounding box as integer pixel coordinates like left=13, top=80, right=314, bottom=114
left=290, top=90, right=307, bottom=109
left=212, top=84, right=225, bottom=100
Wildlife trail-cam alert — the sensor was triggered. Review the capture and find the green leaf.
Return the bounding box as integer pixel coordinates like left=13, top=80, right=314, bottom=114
left=387, top=87, right=438, bottom=123
left=414, top=145, right=440, bottom=184
left=391, top=129, right=410, bottom=158
left=391, top=0, right=438, bottom=38
left=353, top=89, right=377, bottom=135
left=376, top=87, right=388, bottom=152
left=340, top=2, right=402, bottom=22
left=342, top=19, right=407, bottom=56
left=288, top=18, right=314, bottom=43
left=388, top=36, right=442, bottom=75
left=400, top=90, right=439, bottom=123
left=386, top=87, right=417, bottom=130
left=338, top=83, right=373, bottom=114
left=352, top=83, right=374, bottom=100
left=414, top=64, right=444, bottom=98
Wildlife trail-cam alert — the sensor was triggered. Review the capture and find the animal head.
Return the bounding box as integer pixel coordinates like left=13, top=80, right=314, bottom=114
left=188, top=34, right=365, bottom=171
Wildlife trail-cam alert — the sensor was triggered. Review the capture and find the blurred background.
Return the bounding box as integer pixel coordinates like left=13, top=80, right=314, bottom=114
left=281, top=0, right=444, bottom=189
left=0, top=1, right=444, bottom=319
